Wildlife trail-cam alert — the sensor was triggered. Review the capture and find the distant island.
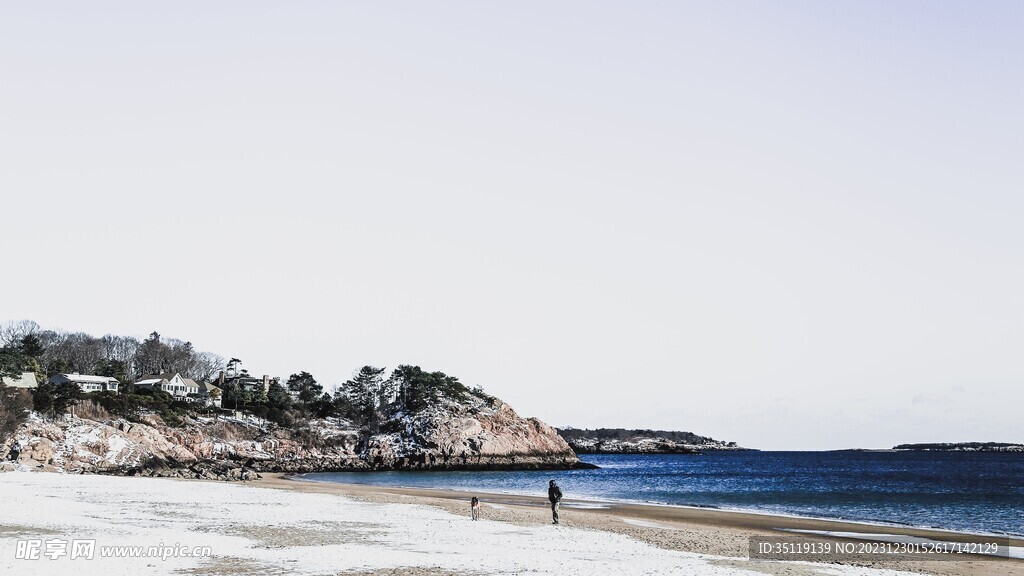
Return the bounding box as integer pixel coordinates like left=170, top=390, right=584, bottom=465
left=893, top=442, right=1024, bottom=452
left=557, top=427, right=748, bottom=454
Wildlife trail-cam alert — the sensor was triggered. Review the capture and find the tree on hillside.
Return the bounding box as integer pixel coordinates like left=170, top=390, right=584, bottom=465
left=35, top=332, right=103, bottom=375
left=94, top=358, right=129, bottom=383
left=99, top=334, right=139, bottom=379
left=261, top=379, right=294, bottom=426
left=389, top=365, right=469, bottom=414
left=51, top=359, right=72, bottom=375
left=192, top=352, right=225, bottom=383
left=286, top=372, right=322, bottom=407
left=127, top=333, right=222, bottom=383
left=32, top=382, right=54, bottom=414
left=342, top=366, right=387, bottom=431
left=331, top=389, right=354, bottom=421
left=266, top=379, right=292, bottom=410
left=52, top=382, right=83, bottom=416
left=18, top=334, right=45, bottom=360
left=0, top=320, right=40, bottom=348
left=312, top=393, right=335, bottom=419
left=219, top=381, right=243, bottom=410
left=0, top=384, right=32, bottom=440
left=134, top=332, right=165, bottom=375
left=0, top=346, right=31, bottom=380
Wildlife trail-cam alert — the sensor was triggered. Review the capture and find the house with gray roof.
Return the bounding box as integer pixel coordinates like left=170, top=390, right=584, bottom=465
left=197, top=381, right=222, bottom=408
left=133, top=372, right=200, bottom=400
left=47, top=373, right=120, bottom=393
left=0, top=371, right=39, bottom=389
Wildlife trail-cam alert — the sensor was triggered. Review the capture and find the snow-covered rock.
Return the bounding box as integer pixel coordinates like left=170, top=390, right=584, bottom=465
left=363, top=395, right=579, bottom=469
left=0, top=396, right=580, bottom=479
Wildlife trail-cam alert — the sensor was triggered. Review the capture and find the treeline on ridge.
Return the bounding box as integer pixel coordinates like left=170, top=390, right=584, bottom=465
left=0, top=319, right=488, bottom=435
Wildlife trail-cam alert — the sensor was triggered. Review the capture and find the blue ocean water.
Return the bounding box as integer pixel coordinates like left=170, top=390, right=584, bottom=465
left=302, top=451, right=1024, bottom=536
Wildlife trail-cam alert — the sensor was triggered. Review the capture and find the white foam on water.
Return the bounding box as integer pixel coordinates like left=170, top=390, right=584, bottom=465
left=621, top=518, right=680, bottom=531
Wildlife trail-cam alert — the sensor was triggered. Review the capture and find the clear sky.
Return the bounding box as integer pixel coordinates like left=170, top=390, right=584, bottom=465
left=2, top=2, right=1021, bottom=450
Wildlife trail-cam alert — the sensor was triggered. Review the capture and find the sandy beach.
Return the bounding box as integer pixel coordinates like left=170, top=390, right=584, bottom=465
left=0, top=471, right=1019, bottom=576
left=265, top=474, right=1023, bottom=576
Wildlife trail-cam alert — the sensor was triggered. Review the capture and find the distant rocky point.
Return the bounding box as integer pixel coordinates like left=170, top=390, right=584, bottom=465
left=556, top=427, right=747, bottom=454
left=892, top=442, right=1024, bottom=452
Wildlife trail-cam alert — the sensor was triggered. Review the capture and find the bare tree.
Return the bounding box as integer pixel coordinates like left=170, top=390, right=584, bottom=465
left=99, top=335, right=140, bottom=379
left=4, top=321, right=226, bottom=384
left=0, top=320, right=40, bottom=347
left=164, top=339, right=198, bottom=376
left=46, top=332, right=102, bottom=374
left=37, top=330, right=69, bottom=373
left=133, top=332, right=166, bottom=376
left=191, top=351, right=225, bottom=383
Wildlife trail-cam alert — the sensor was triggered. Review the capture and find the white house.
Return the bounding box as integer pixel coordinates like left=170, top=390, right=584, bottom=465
left=47, top=373, right=120, bottom=393
left=133, top=373, right=200, bottom=401
left=197, top=382, right=222, bottom=408
left=0, top=371, right=38, bottom=389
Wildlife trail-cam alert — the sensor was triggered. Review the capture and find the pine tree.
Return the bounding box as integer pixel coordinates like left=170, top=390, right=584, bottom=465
left=342, top=366, right=386, bottom=431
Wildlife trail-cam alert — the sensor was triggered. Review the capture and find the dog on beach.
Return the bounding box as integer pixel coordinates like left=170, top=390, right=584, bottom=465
left=471, top=496, right=481, bottom=521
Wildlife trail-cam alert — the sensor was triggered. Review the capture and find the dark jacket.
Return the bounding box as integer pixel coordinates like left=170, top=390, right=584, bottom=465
left=548, top=484, right=562, bottom=503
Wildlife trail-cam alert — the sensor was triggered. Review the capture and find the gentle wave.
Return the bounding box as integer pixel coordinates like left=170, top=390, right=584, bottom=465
left=302, top=451, right=1024, bottom=536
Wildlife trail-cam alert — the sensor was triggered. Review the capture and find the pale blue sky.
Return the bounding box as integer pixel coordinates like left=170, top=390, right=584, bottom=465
left=2, top=2, right=1021, bottom=449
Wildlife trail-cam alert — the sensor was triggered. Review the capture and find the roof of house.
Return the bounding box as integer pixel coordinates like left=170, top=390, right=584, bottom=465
left=1, top=372, right=38, bottom=388
left=181, top=378, right=201, bottom=388
left=134, top=378, right=166, bottom=386
left=201, top=382, right=221, bottom=392
left=139, top=372, right=181, bottom=381
left=55, top=373, right=118, bottom=384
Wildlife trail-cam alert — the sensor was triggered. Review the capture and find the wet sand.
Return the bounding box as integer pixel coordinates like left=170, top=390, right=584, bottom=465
left=256, top=473, right=1024, bottom=576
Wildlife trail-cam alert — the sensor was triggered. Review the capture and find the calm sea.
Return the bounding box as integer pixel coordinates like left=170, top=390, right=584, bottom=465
left=301, top=451, right=1024, bottom=536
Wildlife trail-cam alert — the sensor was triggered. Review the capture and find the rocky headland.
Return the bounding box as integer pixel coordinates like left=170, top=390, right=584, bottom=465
left=0, top=393, right=586, bottom=480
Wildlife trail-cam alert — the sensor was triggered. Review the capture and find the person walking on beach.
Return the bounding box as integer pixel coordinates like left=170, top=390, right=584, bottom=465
left=470, top=496, right=481, bottom=521
left=548, top=480, right=562, bottom=524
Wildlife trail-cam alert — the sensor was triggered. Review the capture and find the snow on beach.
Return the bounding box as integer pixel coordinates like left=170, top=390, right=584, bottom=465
left=0, top=471, right=917, bottom=576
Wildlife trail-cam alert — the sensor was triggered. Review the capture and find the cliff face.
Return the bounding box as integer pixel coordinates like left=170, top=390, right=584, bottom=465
left=364, top=395, right=578, bottom=470
left=557, top=428, right=746, bottom=454
left=0, top=396, right=581, bottom=479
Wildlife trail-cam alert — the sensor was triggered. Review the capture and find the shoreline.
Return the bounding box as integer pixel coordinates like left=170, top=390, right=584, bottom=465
left=258, top=473, right=1024, bottom=576
left=289, top=472, right=1024, bottom=540
left=290, top=469, right=1024, bottom=541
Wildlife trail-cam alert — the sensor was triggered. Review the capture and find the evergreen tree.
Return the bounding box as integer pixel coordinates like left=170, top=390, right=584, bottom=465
left=95, top=358, right=128, bottom=382
left=52, top=382, right=83, bottom=415
left=32, top=382, right=54, bottom=414
left=342, top=366, right=386, bottom=430
left=18, top=334, right=45, bottom=359
left=266, top=379, right=292, bottom=411
left=389, top=365, right=469, bottom=414
left=0, top=347, right=29, bottom=380
left=286, top=372, right=322, bottom=407
left=134, top=332, right=165, bottom=375
left=312, top=392, right=335, bottom=418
